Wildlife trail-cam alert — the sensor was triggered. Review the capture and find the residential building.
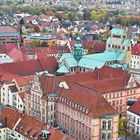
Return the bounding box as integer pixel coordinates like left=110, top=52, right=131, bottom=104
left=127, top=99, right=140, bottom=135
left=0, top=26, right=20, bottom=45
left=130, top=43, right=140, bottom=69
left=0, top=107, right=73, bottom=140
left=1, top=75, right=33, bottom=112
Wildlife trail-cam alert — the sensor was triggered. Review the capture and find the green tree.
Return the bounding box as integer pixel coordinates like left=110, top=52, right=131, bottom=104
left=67, top=12, right=75, bottom=21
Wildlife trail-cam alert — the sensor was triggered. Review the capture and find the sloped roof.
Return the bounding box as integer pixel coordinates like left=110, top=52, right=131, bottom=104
left=131, top=43, right=140, bottom=56
left=0, top=26, right=18, bottom=33
left=0, top=57, right=57, bottom=77
left=58, top=50, right=126, bottom=73
left=49, top=130, right=74, bottom=140
left=58, top=83, right=117, bottom=118
left=128, top=99, right=140, bottom=116
left=0, top=107, right=70, bottom=140
left=39, top=66, right=130, bottom=99
left=14, top=75, right=34, bottom=87
left=18, top=92, right=25, bottom=102
left=111, top=28, right=125, bottom=36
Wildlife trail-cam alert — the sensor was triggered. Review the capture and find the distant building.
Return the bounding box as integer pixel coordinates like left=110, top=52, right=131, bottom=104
left=0, top=26, right=20, bottom=45
left=57, top=35, right=129, bottom=74
left=131, top=44, right=140, bottom=69
left=0, top=107, right=73, bottom=140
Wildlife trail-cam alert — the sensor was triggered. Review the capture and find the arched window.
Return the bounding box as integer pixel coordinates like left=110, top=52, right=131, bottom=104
left=108, top=133, right=111, bottom=140
left=102, top=133, right=106, bottom=140
left=102, top=121, right=106, bottom=130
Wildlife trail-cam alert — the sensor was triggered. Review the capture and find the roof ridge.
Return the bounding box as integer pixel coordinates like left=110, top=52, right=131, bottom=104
left=75, top=82, right=97, bottom=93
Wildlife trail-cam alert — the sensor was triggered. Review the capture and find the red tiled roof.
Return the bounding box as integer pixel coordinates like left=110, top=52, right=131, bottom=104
left=128, top=99, right=140, bottom=116
left=58, top=83, right=117, bottom=118
left=18, top=92, right=25, bottom=102
left=49, top=130, right=74, bottom=140
left=0, top=44, right=18, bottom=54
left=0, top=26, right=18, bottom=33
left=0, top=57, right=57, bottom=76
left=0, top=72, right=19, bottom=82
left=131, top=44, right=140, bottom=56
left=38, top=66, right=130, bottom=99
left=0, top=107, right=21, bottom=129
left=13, top=75, right=34, bottom=87
left=0, top=107, right=58, bottom=140
left=82, top=75, right=130, bottom=94
left=8, top=47, right=32, bottom=61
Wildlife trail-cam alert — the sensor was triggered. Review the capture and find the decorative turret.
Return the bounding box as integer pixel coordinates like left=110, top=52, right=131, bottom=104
left=73, top=37, right=83, bottom=61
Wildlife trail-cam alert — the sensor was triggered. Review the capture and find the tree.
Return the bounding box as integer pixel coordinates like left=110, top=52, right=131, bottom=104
left=67, top=12, right=75, bottom=21
left=55, top=12, right=64, bottom=21
left=83, top=10, right=91, bottom=20
left=30, top=40, right=41, bottom=48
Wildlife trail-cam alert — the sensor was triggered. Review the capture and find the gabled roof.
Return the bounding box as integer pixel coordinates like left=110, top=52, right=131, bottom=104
left=111, top=28, right=125, bottom=36
left=128, top=99, right=140, bottom=116
left=58, top=83, right=117, bottom=118
left=13, top=75, right=34, bottom=87
left=0, top=107, right=71, bottom=140
left=38, top=66, right=130, bottom=99
left=0, top=57, right=57, bottom=77
left=18, top=92, right=25, bottom=102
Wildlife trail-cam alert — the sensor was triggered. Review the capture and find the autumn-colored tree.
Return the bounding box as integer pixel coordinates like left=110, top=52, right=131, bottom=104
left=55, top=12, right=64, bottom=21
left=47, top=10, right=55, bottom=16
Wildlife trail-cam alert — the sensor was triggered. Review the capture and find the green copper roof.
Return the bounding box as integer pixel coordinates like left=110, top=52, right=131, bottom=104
left=76, top=37, right=81, bottom=41
left=79, top=58, right=105, bottom=69
left=57, top=65, right=69, bottom=73
left=112, top=28, right=125, bottom=36
left=106, top=37, right=111, bottom=44
left=122, top=39, right=130, bottom=46
left=65, top=57, right=77, bottom=67
left=110, top=63, right=128, bottom=70
left=57, top=50, right=126, bottom=73
left=59, top=53, right=73, bottom=63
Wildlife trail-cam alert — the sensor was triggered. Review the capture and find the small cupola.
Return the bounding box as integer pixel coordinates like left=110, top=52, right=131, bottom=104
left=73, top=37, right=83, bottom=61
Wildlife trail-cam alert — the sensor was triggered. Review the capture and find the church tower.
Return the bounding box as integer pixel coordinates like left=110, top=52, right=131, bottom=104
left=73, top=37, right=83, bottom=61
